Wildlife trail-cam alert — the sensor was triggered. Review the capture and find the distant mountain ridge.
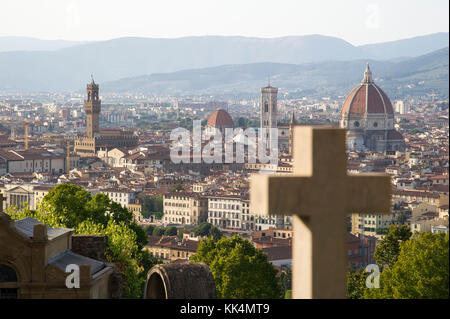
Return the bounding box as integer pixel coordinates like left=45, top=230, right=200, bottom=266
left=358, top=32, right=449, bottom=60
left=102, top=47, right=449, bottom=99
left=0, top=33, right=447, bottom=92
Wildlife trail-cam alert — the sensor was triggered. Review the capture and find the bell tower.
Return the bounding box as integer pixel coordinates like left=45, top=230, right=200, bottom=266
left=260, top=84, right=278, bottom=130
left=260, top=84, right=278, bottom=149
left=85, top=75, right=101, bottom=138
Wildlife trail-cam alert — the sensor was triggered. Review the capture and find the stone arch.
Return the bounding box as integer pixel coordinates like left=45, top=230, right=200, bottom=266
left=143, top=263, right=216, bottom=299
left=0, top=263, right=18, bottom=282
left=146, top=272, right=166, bottom=299
left=0, top=263, right=18, bottom=299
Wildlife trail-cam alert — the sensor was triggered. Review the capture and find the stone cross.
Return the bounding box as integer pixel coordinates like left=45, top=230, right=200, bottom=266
left=250, top=126, right=391, bottom=298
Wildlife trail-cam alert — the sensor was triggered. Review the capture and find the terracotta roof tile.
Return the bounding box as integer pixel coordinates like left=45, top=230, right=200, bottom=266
left=341, top=66, right=394, bottom=117
left=206, top=109, right=233, bottom=127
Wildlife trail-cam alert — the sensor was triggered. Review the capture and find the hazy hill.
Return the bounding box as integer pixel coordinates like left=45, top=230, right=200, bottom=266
left=102, top=47, right=449, bottom=99
left=359, top=32, right=449, bottom=60
left=0, top=33, right=447, bottom=92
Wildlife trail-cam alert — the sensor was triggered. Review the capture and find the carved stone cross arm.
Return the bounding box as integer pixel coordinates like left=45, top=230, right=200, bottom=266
left=344, top=174, right=391, bottom=214
left=250, top=173, right=391, bottom=216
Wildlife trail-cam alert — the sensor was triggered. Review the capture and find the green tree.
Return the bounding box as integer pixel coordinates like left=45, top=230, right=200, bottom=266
left=128, top=222, right=148, bottom=250
left=40, top=183, right=92, bottom=227
left=138, top=194, right=152, bottom=218
left=75, top=219, right=159, bottom=298
left=145, top=225, right=155, bottom=236
left=193, top=222, right=223, bottom=241
left=279, top=268, right=292, bottom=297
left=164, top=226, right=178, bottom=236
left=139, top=194, right=164, bottom=219
left=87, top=193, right=133, bottom=225
left=107, top=200, right=133, bottom=225
left=190, top=236, right=282, bottom=298
left=152, top=195, right=164, bottom=219
left=209, top=226, right=223, bottom=241
left=366, top=232, right=449, bottom=299
left=347, top=268, right=369, bottom=299
left=374, top=225, right=412, bottom=268
left=83, top=193, right=110, bottom=225
left=152, top=227, right=164, bottom=236
left=177, top=227, right=186, bottom=239
left=7, top=183, right=160, bottom=298
left=194, top=222, right=212, bottom=236
left=40, top=184, right=135, bottom=228
left=171, top=183, right=183, bottom=192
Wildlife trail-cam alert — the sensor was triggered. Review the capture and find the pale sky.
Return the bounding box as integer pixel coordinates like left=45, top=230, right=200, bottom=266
left=1, top=0, right=448, bottom=45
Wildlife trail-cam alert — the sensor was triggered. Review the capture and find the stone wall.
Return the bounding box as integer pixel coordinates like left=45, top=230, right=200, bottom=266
left=71, top=234, right=124, bottom=298
left=71, top=234, right=107, bottom=261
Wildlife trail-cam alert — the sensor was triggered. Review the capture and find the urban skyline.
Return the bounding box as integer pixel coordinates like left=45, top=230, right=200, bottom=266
left=0, top=0, right=448, bottom=304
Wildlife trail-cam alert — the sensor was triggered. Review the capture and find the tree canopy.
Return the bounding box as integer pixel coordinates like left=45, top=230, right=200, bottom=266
left=347, top=229, right=449, bottom=299
left=366, top=231, right=449, bottom=299
left=7, top=183, right=161, bottom=298
left=39, top=184, right=134, bottom=228
left=152, top=227, right=165, bottom=236
left=164, top=226, right=178, bottom=236
left=171, top=183, right=184, bottom=192
left=373, top=225, right=412, bottom=268
left=347, top=268, right=370, bottom=299
left=190, top=235, right=282, bottom=299
left=138, top=194, right=163, bottom=220
left=279, top=268, right=292, bottom=298
left=193, top=222, right=223, bottom=241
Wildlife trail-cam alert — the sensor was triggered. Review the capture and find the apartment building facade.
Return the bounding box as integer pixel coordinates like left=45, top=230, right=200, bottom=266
left=163, top=192, right=208, bottom=226
left=207, top=195, right=242, bottom=230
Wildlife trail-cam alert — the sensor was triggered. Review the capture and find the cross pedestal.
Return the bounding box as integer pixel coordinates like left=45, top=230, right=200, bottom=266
left=250, top=126, right=391, bottom=299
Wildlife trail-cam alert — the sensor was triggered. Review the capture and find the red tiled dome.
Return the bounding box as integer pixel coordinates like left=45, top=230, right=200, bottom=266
left=387, top=129, right=404, bottom=140
left=341, top=63, right=394, bottom=116
left=206, top=109, right=233, bottom=128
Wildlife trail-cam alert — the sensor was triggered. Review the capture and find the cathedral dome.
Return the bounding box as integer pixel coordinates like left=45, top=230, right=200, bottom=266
left=387, top=129, right=403, bottom=140
left=341, top=63, right=394, bottom=117
left=206, top=109, right=233, bottom=128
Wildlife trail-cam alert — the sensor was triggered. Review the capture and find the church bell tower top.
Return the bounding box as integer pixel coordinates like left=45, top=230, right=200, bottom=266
left=87, top=74, right=99, bottom=90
